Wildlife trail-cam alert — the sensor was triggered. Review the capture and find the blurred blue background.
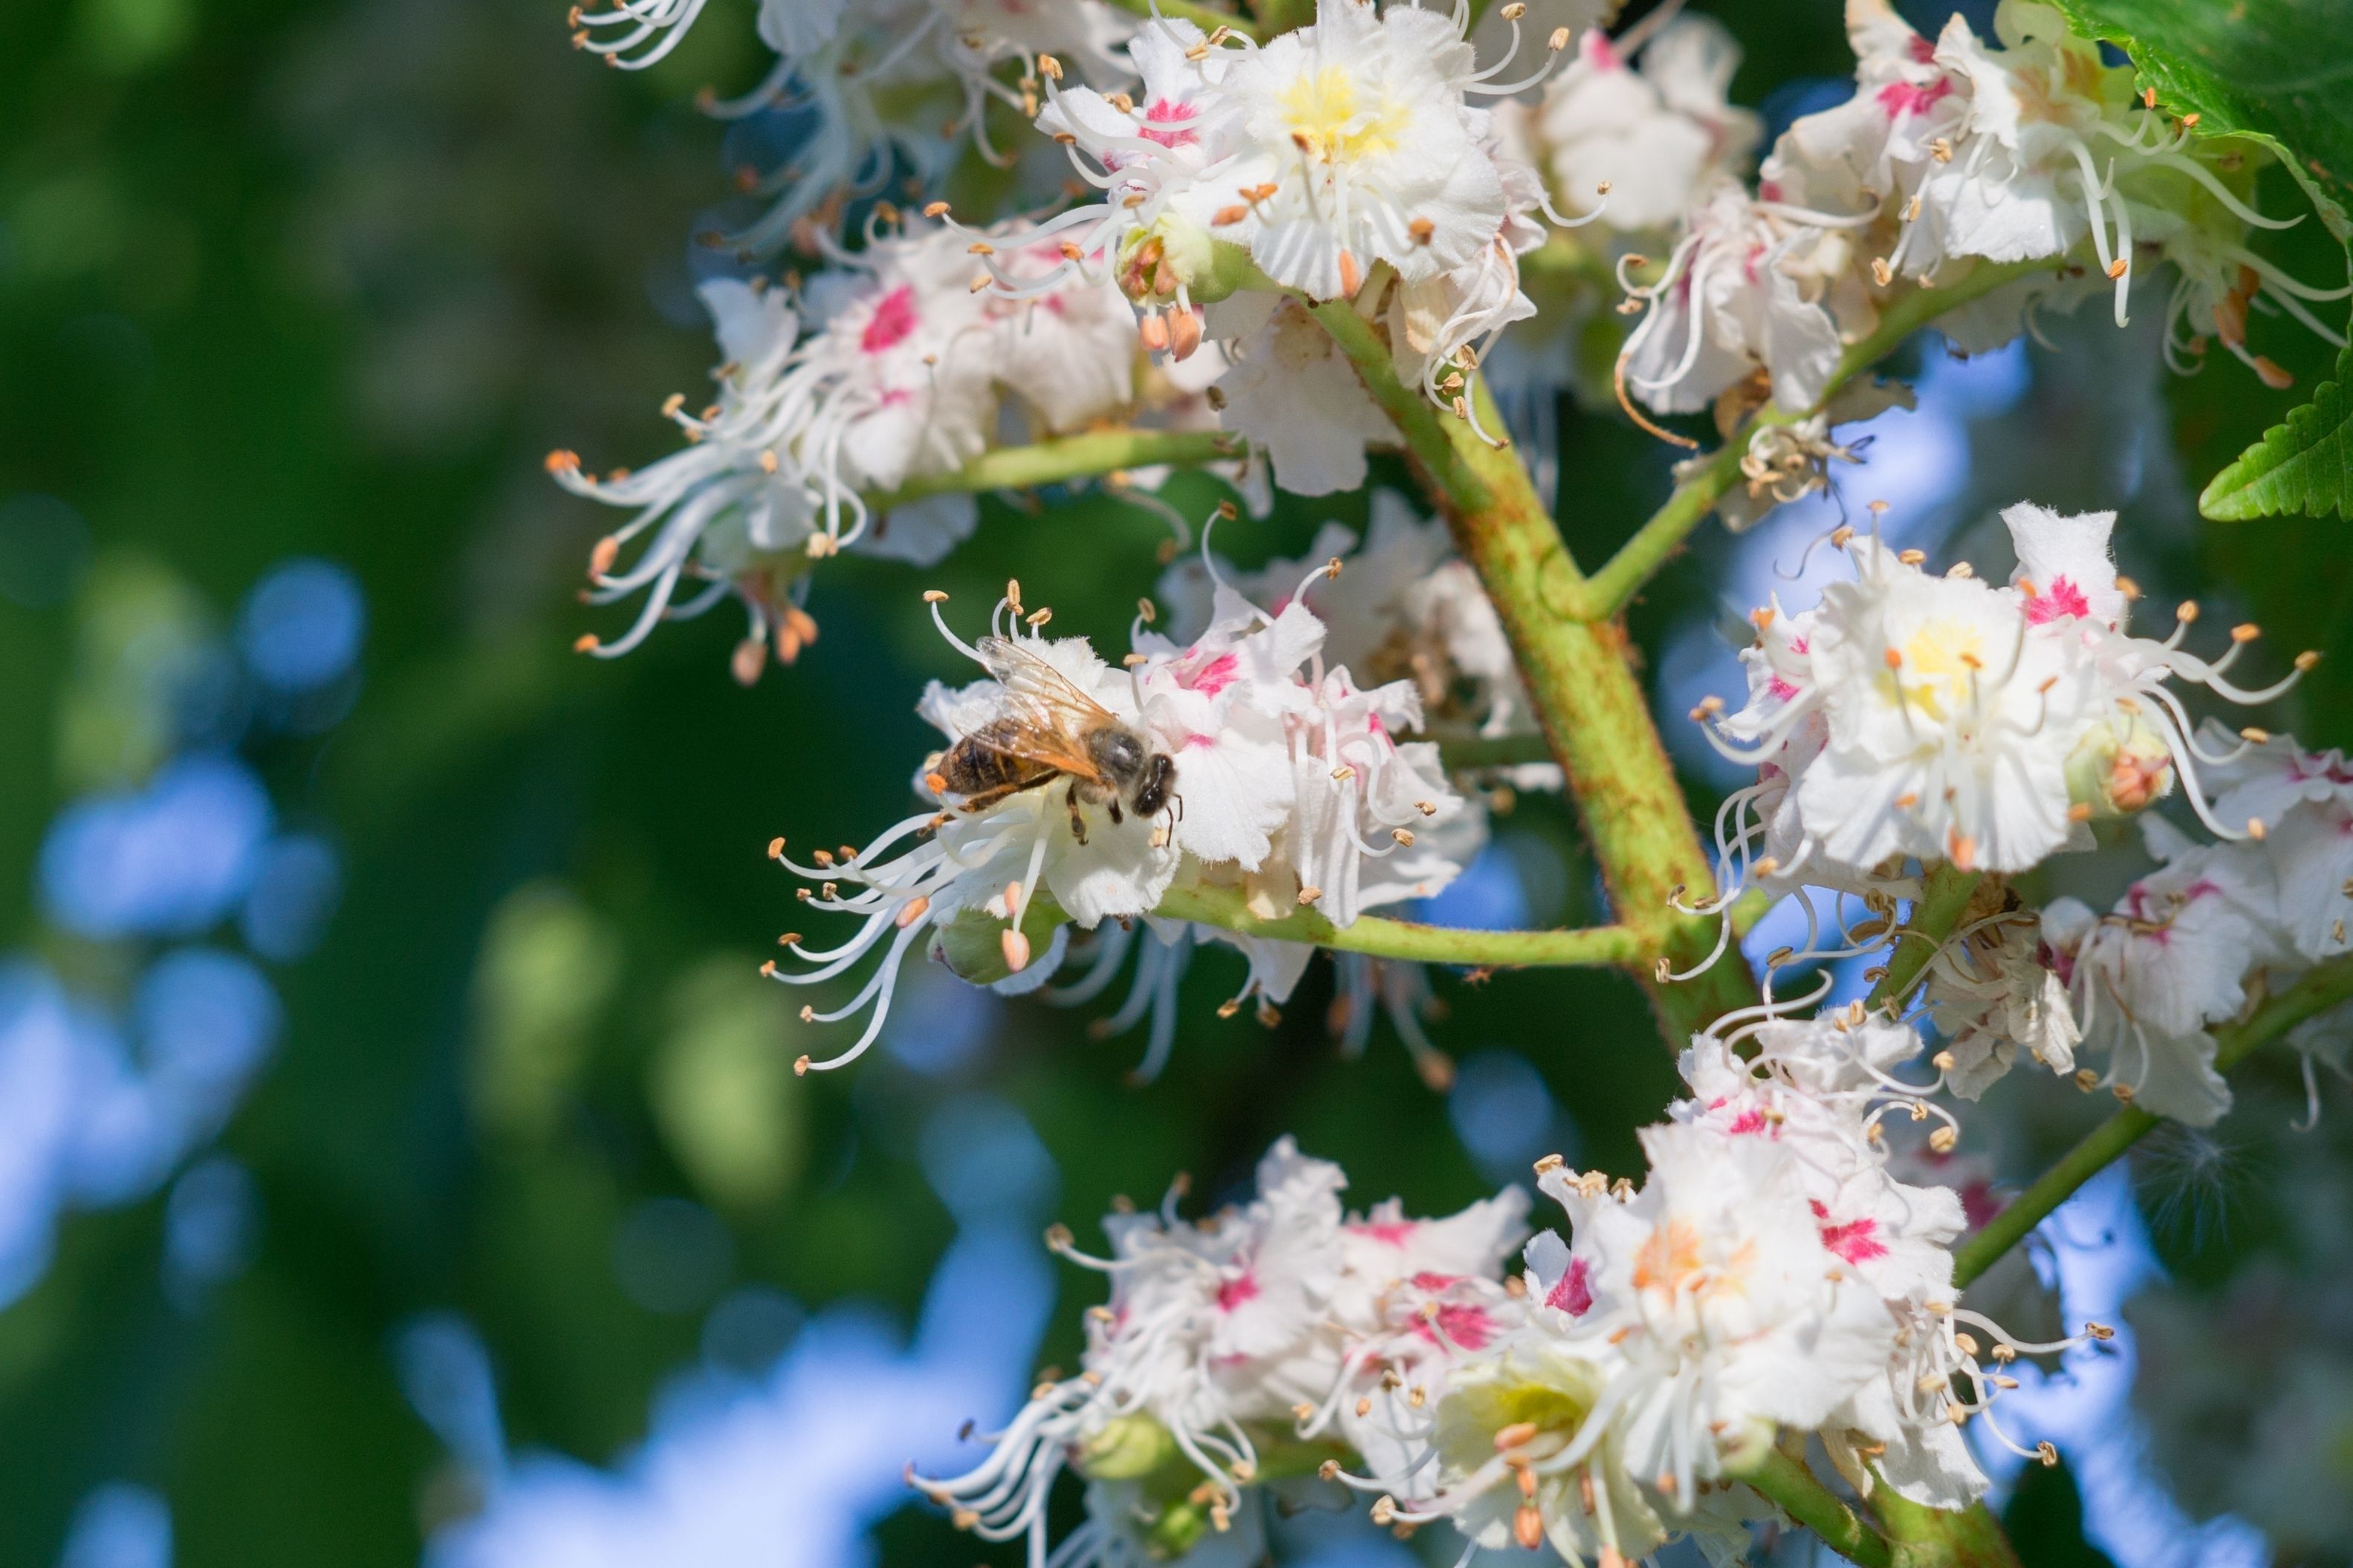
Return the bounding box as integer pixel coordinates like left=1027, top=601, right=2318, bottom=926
left=4, top=1, right=2350, bottom=1565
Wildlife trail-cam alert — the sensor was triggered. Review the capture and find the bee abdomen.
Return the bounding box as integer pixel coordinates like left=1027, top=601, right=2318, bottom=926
left=938, top=721, right=1058, bottom=799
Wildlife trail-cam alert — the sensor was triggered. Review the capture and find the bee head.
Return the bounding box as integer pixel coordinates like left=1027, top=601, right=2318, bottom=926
left=1133, top=753, right=1176, bottom=819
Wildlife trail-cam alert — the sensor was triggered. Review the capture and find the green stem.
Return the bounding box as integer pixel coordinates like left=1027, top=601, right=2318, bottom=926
left=1873, top=1489, right=2025, bottom=1568
left=1733, top=1445, right=1894, bottom=1568
left=1952, top=951, right=2353, bottom=1287
left=866, top=429, right=1240, bottom=510
left=1100, top=0, right=1261, bottom=38
left=1249, top=0, right=1314, bottom=33
left=1437, top=733, right=1557, bottom=770
left=1869, top=866, right=1986, bottom=1012
left=1310, top=298, right=1760, bottom=1041
left=1157, top=882, right=1642, bottom=969
left=1557, top=258, right=2060, bottom=624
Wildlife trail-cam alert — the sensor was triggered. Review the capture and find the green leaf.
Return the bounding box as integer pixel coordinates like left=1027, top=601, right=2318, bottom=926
left=2046, top=0, right=2353, bottom=244
left=2048, top=0, right=2353, bottom=519
left=2198, top=339, right=2353, bottom=518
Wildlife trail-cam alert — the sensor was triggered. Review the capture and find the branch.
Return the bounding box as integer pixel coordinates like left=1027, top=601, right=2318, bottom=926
left=1437, top=733, right=1557, bottom=770
left=1307, top=297, right=1761, bottom=1040
left=1156, top=881, right=1643, bottom=969
left=1250, top=0, right=1315, bottom=33
left=1100, top=0, right=1262, bottom=39
left=1872, top=1488, right=2025, bottom=1568
left=1556, top=258, right=2061, bottom=623
left=1730, top=1442, right=1894, bottom=1568
left=866, top=428, right=1241, bottom=510
left=1952, top=951, right=2353, bottom=1287
left=1869, top=865, right=1985, bottom=1012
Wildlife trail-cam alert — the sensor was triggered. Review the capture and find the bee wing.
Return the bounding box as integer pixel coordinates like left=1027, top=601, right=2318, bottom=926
left=965, top=637, right=1117, bottom=783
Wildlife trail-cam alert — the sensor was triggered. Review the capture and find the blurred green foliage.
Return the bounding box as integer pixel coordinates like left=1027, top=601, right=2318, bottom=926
left=0, top=1, right=2348, bottom=1565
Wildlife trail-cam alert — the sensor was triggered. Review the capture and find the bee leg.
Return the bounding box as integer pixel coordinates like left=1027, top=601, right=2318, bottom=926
left=1107, top=797, right=1124, bottom=826
left=953, top=784, right=1023, bottom=816
left=1065, top=780, right=1089, bottom=845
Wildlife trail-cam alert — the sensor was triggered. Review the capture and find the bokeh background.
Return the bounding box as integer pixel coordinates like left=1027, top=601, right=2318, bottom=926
left=3, top=1, right=2350, bottom=1565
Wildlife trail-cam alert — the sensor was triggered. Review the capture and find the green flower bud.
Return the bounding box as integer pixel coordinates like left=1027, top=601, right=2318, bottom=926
left=1115, top=217, right=1255, bottom=306
left=929, top=894, right=1068, bottom=986
left=1078, top=1414, right=1181, bottom=1481
left=2065, top=712, right=2175, bottom=820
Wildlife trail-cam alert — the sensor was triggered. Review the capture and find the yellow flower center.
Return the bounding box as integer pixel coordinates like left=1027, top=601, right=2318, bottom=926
left=1279, top=67, right=1406, bottom=164
left=1634, top=1218, right=1751, bottom=1302
left=1892, top=618, right=1987, bottom=722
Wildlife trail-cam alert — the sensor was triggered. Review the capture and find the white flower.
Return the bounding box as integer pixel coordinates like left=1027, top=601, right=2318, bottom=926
left=2041, top=819, right=2290, bottom=1124
left=1674, top=1015, right=1966, bottom=1309
left=915, top=1139, right=1348, bottom=1561
left=1922, top=905, right=2080, bottom=1098
left=1277, top=663, right=1470, bottom=927
left=1765, top=0, right=2348, bottom=362
left=1711, top=535, right=2101, bottom=879
left=1383, top=148, right=1554, bottom=407
left=995, top=1, right=1579, bottom=422
left=1619, top=178, right=1863, bottom=416
left=1208, top=294, right=1396, bottom=495
left=918, top=1142, right=1536, bottom=1563
left=1535, top=17, right=1761, bottom=236
left=1422, top=1335, right=1687, bottom=1564
left=1211, top=0, right=1513, bottom=302
left=2003, top=501, right=2127, bottom=629
left=2203, top=725, right=2353, bottom=963
left=983, top=235, right=1152, bottom=434
left=1158, top=491, right=1547, bottom=755
left=1311, top=1190, right=1533, bottom=1500
left=578, top=0, right=1133, bottom=253
left=1693, top=504, right=2312, bottom=915
left=554, top=224, right=1146, bottom=674
left=1533, top=1125, right=1899, bottom=1500
left=769, top=579, right=1470, bottom=1071
left=1759, top=0, right=1968, bottom=221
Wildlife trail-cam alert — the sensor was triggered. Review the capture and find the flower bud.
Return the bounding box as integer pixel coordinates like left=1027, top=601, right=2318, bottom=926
left=2065, top=714, right=2175, bottom=819
left=929, top=900, right=1070, bottom=986
left=1114, top=217, right=1254, bottom=305
left=1077, top=1414, right=1180, bottom=1480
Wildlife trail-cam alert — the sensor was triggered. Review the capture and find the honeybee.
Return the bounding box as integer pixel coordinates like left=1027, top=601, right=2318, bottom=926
left=929, top=637, right=1177, bottom=842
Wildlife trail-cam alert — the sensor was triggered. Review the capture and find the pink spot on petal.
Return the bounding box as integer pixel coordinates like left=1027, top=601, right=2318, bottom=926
left=1409, top=1271, right=1462, bottom=1291
left=1811, top=1201, right=1888, bottom=1263
left=1545, top=1257, right=1593, bottom=1317
left=1180, top=651, right=1239, bottom=696
left=1216, top=1271, right=1259, bottom=1312
left=1352, top=1220, right=1420, bottom=1246
left=1877, top=77, right=1953, bottom=119
left=2022, top=576, right=2093, bottom=624
left=860, top=285, right=919, bottom=354
left=1908, top=34, right=1938, bottom=63
left=1426, top=1301, right=1496, bottom=1350
left=1139, top=97, right=1201, bottom=149
left=1768, top=675, right=1801, bottom=702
